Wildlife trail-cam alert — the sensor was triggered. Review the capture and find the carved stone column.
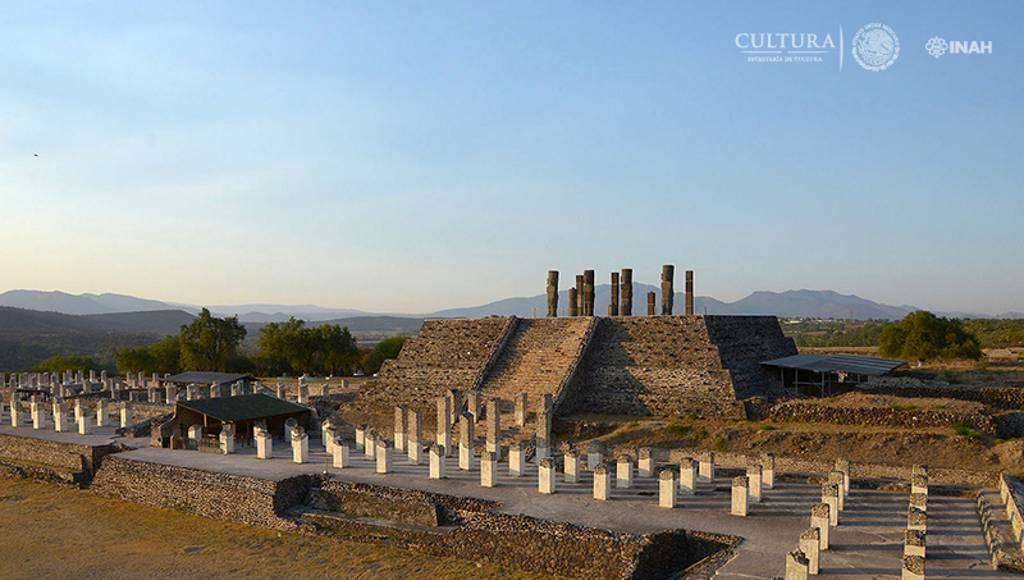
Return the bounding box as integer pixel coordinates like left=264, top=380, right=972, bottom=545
left=661, top=264, right=674, bottom=315
left=647, top=291, right=656, bottom=316
left=620, top=269, right=633, bottom=316
left=575, top=274, right=584, bottom=316
left=685, top=269, right=694, bottom=316
left=610, top=272, right=620, bottom=316
left=546, top=270, right=559, bottom=317
left=568, top=288, right=578, bottom=317
left=583, top=269, right=595, bottom=316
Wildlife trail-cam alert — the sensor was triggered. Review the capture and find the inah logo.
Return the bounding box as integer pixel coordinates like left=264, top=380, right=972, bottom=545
left=925, top=37, right=947, bottom=58
left=925, top=36, right=992, bottom=58
left=852, top=23, right=899, bottom=71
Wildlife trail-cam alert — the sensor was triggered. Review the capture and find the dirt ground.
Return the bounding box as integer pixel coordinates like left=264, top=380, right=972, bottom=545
left=0, top=478, right=539, bottom=580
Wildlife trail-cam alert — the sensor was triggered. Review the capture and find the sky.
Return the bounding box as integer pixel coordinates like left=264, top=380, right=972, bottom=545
left=1, top=1, right=1021, bottom=314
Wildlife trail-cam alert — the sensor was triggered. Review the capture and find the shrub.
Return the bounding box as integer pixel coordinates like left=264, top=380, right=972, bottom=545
left=879, top=311, right=982, bottom=362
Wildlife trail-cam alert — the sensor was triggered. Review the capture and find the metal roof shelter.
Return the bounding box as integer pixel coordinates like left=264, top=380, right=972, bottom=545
left=176, top=394, right=307, bottom=423
left=162, top=394, right=311, bottom=448
left=163, top=372, right=254, bottom=386
left=761, top=354, right=907, bottom=396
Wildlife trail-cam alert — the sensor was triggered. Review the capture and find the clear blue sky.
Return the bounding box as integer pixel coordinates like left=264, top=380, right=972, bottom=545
left=1, top=2, right=1021, bottom=314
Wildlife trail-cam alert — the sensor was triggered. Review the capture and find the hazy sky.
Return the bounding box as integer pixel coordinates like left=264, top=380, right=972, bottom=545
left=2, top=2, right=1021, bottom=314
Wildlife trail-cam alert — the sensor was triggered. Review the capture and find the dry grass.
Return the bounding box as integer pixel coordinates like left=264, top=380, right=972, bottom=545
left=0, top=478, right=539, bottom=580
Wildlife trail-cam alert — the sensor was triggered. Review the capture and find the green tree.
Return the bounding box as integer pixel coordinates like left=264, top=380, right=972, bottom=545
left=179, top=308, right=248, bottom=371
left=33, top=354, right=107, bottom=373
left=361, top=335, right=408, bottom=375
left=257, top=318, right=358, bottom=375
left=879, top=311, right=982, bottom=362
left=115, top=335, right=181, bottom=374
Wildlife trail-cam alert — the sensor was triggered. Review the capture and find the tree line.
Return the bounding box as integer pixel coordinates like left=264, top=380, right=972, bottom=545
left=112, top=308, right=407, bottom=376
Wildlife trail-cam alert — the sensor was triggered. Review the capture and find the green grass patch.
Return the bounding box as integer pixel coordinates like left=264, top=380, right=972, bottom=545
left=952, top=421, right=981, bottom=440
left=712, top=436, right=729, bottom=452
left=667, top=422, right=691, bottom=436
left=758, top=424, right=778, bottom=431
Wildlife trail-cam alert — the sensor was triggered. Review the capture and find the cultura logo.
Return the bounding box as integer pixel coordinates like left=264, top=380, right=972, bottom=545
left=925, top=37, right=948, bottom=58
left=851, top=23, right=899, bottom=71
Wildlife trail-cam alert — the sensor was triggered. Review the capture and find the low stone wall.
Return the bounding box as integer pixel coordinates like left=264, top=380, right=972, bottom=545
left=978, top=485, right=1024, bottom=572
left=0, top=432, right=118, bottom=483
left=309, top=479, right=730, bottom=579
left=90, top=456, right=310, bottom=529
left=864, top=383, right=1024, bottom=411
left=766, top=399, right=996, bottom=434
left=1001, top=475, right=1024, bottom=546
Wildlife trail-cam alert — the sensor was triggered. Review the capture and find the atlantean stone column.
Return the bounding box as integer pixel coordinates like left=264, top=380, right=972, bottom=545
left=583, top=270, right=595, bottom=316
left=546, top=270, right=559, bottom=317
left=575, top=274, right=584, bottom=316
left=661, top=264, right=674, bottom=315
left=610, top=272, right=620, bottom=316
left=620, top=269, right=633, bottom=316
left=567, top=288, right=578, bottom=317
left=685, top=270, right=695, bottom=316
left=647, top=291, right=656, bottom=316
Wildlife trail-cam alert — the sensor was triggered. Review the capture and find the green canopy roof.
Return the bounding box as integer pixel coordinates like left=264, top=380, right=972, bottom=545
left=176, top=393, right=309, bottom=422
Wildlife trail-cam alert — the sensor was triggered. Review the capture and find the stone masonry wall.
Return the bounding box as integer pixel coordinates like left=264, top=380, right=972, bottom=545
left=0, top=432, right=118, bottom=483
left=704, top=315, right=797, bottom=399
left=766, top=399, right=997, bottom=434
left=564, top=317, right=747, bottom=418
left=90, top=456, right=310, bottom=529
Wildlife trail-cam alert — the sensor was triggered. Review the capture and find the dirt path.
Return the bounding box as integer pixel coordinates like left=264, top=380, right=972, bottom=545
left=0, top=478, right=536, bottom=580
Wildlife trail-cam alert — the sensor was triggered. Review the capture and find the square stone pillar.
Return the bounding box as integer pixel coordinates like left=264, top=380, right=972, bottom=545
left=77, top=413, right=89, bottom=435
left=332, top=439, right=349, bottom=468
left=593, top=463, right=610, bottom=500
left=53, top=403, right=66, bottom=432
left=292, top=431, right=310, bottom=464
left=587, top=442, right=603, bottom=471
left=508, top=441, right=524, bottom=477
left=429, top=444, right=446, bottom=479
left=828, top=471, right=846, bottom=510
left=365, top=430, right=377, bottom=458
left=120, top=402, right=130, bottom=429
left=446, top=389, right=461, bottom=425
left=907, top=507, right=927, bottom=532
left=731, top=476, right=749, bottom=517
left=904, top=529, right=926, bottom=558
left=394, top=406, right=407, bottom=451
left=535, top=410, right=551, bottom=460
left=616, top=456, right=633, bottom=489
left=355, top=424, right=366, bottom=451
left=407, top=409, right=422, bottom=464
left=437, top=397, right=452, bottom=457
left=909, top=492, right=927, bottom=514
left=811, top=503, right=831, bottom=550
left=95, top=399, right=106, bottom=427
left=10, top=400, right=19, bottom=427
left=821, top=484, right=840, bottom=526
left=762, top=453, right=776, bottom=489
left=220, top=428, right=235, bottom=454
left=799, top=528, right=820, bottom=575
left=538, top=458, right=555, bottom=494
left=699, top=451, right=715, bottom=481
left=74, top=400, right=83, bottom=423
left=375, top=439, right=390, bottom=474
left=834, top=458, right=850, bottom=493
left=514, top=393, right=527, bottom=427
left=785, top=550, right=809, bottom=580
left=321, top=420, right=333, bottom=452
left=485, top=400, right=501, bottom=460
left=911, top=474, right=928, bottom=497
left=901, top=555, right=924, bottom=580
left=256, top=430, right=273, bottom=459
left=275, top=383, right=285, bottom=400
left=31, top=400, right=44, bottom=429
left=564, top=449, right=579, bottom=483
left=659, top=469, right=676, bottom=508
left=638, top=447, right=654, bottom=477
left=466, top=392, right=479, bottom=422
left=912, top=464, right=928, bottom=478
left=747, top=464, right=762, bottom=503
left=458, top=413, right=474, bottom=470
left=679, top=459, right=697, bottom=495
left=480, top=450, right=496, bottom=488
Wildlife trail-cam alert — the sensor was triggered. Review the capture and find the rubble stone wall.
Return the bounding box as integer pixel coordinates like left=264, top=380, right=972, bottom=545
left=0, top=432, right=117, bottom=482
left=90, top=456, right=310, bottom=529
left=766, top=399, right=997, bottom=434
left=863, top=383, right=1024, bottom=410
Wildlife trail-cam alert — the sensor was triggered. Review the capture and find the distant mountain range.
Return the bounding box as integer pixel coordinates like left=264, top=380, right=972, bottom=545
left=1, top=287, right=1020, bottom=323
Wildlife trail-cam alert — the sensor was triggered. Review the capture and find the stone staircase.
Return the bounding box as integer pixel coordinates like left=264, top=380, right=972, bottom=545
left=478, top=317, right=594, bottom=419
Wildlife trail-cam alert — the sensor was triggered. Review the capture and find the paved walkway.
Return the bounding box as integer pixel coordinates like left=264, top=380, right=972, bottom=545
left=0, top=420, right=1007, bottom=578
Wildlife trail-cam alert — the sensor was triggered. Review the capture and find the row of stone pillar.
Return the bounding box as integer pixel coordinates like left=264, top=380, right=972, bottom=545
left=7, top=396, right=133, bottom=432
left=545, top=266, right=695, bottom=317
